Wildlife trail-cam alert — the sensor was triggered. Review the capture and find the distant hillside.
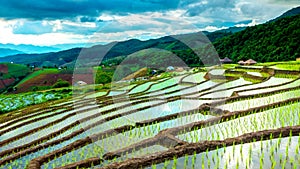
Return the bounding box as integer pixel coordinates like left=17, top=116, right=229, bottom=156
left=122, top=67, right=148, bottom=81
left=0, top=48, right=82, bottom=67
left=0, top=29, right=235, bottom=68
left=214, top=14, right=300, bottom=63
left=0, top=63, right=31, bottom=91
left=0, top=33, right=204, bottom=67
left=204, top=27, right=246, bottom=42
left=0, top=48, right=24, bottom=57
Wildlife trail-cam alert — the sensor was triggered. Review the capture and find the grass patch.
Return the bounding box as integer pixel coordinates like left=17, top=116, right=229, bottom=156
left=16, top=69, right=61, bottom=86
left=273, top=64, right=300, bottom=71
left=242, top=76, right=262, bottom=83
left=0, top=63, right=30, bottom=79
left=221, top=64, right=238, bottom=69
left=274, top=73, right=300, bottom=79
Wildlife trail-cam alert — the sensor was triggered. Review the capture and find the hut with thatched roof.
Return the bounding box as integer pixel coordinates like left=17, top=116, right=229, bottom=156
left=244, top=59, right=257, bottom=65
left=220, top=57, right=232, bottom=64
left=238, top=60, right=245, bottom=65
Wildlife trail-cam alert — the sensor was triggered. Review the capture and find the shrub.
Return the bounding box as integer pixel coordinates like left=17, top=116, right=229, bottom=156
left=30, top=86, right=52, bottom=91
left=60, top=88, right=72, bottom=93
left=95, top=73, right=112, bottom=84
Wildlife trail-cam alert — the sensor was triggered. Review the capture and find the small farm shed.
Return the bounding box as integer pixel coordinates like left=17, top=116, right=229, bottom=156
left=244, top=59, right=257, bottom=65
left=238, top=60, right=245, bottom=65
left=220, top=57, right=232, bottom=64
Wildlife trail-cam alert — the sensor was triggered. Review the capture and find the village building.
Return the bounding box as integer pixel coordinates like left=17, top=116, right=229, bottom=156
left=244, top=59, right=257, bottom=65
left=220, top=57, right=232, bottom=64
left=238, top=60, right=245, bottom=65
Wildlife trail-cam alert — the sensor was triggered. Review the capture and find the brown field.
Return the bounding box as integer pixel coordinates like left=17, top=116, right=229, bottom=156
left=0, top=78, right=15, bottom=89
left=0, top=64, right=8, bottom=74
left=16, top=73, right=94, bottom=93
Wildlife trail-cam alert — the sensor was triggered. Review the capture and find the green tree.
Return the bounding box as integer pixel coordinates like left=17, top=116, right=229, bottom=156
left=52, top=79, right=70, bottom=88
left=95, top=73, right=112, bottom=84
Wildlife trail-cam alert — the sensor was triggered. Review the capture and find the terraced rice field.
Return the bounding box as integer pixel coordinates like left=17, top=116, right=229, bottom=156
left=0, top=65, right=299, bottom=169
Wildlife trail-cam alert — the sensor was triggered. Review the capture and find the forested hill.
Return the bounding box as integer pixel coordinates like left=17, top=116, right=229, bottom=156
left=214, top=14, right=300, bottom=63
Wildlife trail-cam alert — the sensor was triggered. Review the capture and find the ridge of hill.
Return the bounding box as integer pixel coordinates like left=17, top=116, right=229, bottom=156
left=0, top=48, right=24, bottom=57
left=214, top=14, right=300, bottom=63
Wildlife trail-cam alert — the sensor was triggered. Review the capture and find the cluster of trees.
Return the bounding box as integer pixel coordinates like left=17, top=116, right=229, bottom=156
left=95, top=72, right=113, bottom=84
left=94, top=66, right=114, bottom=84
left=52, top=79, right=70, bottom=88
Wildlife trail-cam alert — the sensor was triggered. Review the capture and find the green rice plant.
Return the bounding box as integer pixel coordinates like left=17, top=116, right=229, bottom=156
left=201, top=153, right=205, bottom=169
left=172, top=156, right=177, bottom=169
left=235, top=159, right=239, bottom=169
left=163, top=160, right=170, bottom=169
left=273, top=63, right=300, bottom=71
left=183, top=154, right=188, bottom=169
left=224, top=160, right=228, bottom=169
left=243, top=76, right=263, bottom=83
left=192, top=151, right=196, bottom=169
left=274, top=73, right=300, bottom=79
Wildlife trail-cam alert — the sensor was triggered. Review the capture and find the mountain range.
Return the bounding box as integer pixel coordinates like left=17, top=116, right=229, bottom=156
left=0, top=43, right=101, bottom=57
left=0, top=48, right=24, bottom=57
left=0, top=6, right=299, bottom=67
left=0, top=44, right=60, bottom=56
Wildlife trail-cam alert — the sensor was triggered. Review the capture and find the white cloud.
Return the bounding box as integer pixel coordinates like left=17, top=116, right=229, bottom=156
left=200, top=25, right=228, bottom=32
left=96, top=14, right=123, bottom=21
left=52, top=20, right=63, bottom=32
left=0, top=23, right=87, bottom=45
left=0, top=12, right=200, bottom=45
left=235, top=19, right=258, bottom=27
left=236, top=0, right=299, bottom=23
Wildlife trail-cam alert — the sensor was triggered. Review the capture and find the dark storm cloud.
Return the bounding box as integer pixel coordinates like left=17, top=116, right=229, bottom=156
left=0, top=0, right=180, bottom=20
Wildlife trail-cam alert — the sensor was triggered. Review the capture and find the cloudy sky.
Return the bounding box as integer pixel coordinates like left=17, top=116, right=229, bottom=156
left=0, top=0, right=299, bottom=47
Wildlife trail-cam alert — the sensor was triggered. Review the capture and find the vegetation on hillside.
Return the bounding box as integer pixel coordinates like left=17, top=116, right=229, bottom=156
left=0, top=63, right=30, bottom=79
left=16, top=69, right=60, bottom=87
left=0, top=63, right=31, bottom=92
left=214, top=14, right=300, bottom=63
left=0, top=91, right=70, bottom=113
left=52, top=79, right=70, bottom=88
